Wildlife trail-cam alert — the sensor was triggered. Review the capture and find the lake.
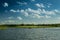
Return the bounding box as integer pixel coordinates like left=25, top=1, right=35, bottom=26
left=0, top=28, right=60, bottom=40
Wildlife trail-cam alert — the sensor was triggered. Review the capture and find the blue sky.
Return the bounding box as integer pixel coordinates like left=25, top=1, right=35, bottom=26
left=0, top=0, right=60, bottom=24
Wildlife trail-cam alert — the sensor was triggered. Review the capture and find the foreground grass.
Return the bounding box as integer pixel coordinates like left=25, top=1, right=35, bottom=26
left=17, top=26, right=56, bottom=28
left=0, top=26, right=8, bottom=30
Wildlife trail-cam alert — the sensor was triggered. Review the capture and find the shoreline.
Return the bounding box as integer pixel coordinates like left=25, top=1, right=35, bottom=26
left=0, top=25, right=60, bottom=30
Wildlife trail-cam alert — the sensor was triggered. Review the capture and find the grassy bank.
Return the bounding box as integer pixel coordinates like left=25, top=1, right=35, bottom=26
left=0, top=25, right=59, bottom=30
left=0, top=24, right=60, bottom=30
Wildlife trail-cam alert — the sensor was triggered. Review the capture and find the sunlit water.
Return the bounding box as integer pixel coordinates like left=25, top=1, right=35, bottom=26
left=0, top=28, right=60, bottom=40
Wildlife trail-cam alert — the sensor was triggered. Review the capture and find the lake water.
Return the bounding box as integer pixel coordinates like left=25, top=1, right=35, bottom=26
left=0, top=28, right=60, bottom=40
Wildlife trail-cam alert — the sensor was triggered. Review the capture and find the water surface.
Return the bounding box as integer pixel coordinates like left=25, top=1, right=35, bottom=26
left=0, top=28, right=60, bottom=40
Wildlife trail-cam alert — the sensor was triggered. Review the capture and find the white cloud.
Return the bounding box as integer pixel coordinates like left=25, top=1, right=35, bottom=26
left=3, top=2, right=8, bottom=7
left=7, top=20, right=15, bottom=23
left=32, top=14, right=44, bottom=18
left=4, top=20, right=15, bottom=24
left=35, top=3, right=45, bottom=8
left=35, top=3, right=52, bottom=8
left=9, top=8, right=60, bottom=19
left=10, top=9, right=20, bottom=12
left=46, top=11, right=55, bottom=15
left=0, top=20, right=13, bottom=25
left=17, top=17, right=22, bottom=20
left=45, top=15, right=51, bottom=18
left=42, top=9, right=56, bottom=15
left=10, top=9, right=16, bottom=12
left=20, top=10, right=24, bottom=12
left=17, top=2, right=27, bottom=5
left=8, top=17, right=13, bottom=19
left=20, top=8, right=60, bottom=19
left=48, top=3, right=52, bottom=6
left=21, top=8, right=56, bottom=15
left=47, top=5, right=50, bottom=8
left=47, top=3, right=52, bottom=8
left=26, top=8, right=41, bottom=14
left=31, top=0, right=35, bottom=1
left=20, top=10, right=29, bottom=16
left=31, top=14, right=51, bottom=19
left=54, top=9, right=60, bottom=13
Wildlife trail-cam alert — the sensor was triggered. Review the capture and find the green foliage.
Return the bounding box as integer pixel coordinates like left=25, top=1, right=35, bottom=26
left=0, top=24, right=60, bottom=29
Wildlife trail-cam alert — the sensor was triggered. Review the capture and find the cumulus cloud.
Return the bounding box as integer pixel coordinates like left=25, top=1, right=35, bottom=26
left=0, top=17, right=22, bottom=24
left=35, top=3, right=52, bottom=8
left=24, top=8, right=42, bottom=15
left=3, top=2, right=8, bottom=7
left=10, top=9, right=16, bottom=12
left=42, top=9, right=56, bottom=15
left=31, top=0, right=35, bottom=1
left=35, top=3, right=45, bottom=8
left=45, top=15, right=51, bottom=18
left=4, top=20, right=15, bottom=24
left=20, top=8, right=60, bottom=19
left=54, top=9, right=60, bottom=13
left=7, top=20, right=15, bottom=23
left=9, top=8, right=60, bottom=19
left=32, top=14, right=44, bottom=18
left=8, top=16, right=23, bottom=20
left=10, top=9, right=20, bottom=12
left=31, top=14, right=51, bottom=18
left=17, top=17, right=22, bottom=20
left=20, top=10, right=29, bottom=16
left=8, top=17, right=13, bottom=19
left=47, top=3, right=52, bottom=8
left=17, top=2, right=27, bottom=5
left=47, top=5, right=50, bottom=8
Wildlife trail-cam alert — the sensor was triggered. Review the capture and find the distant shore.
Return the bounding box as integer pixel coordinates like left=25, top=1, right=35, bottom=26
left=0, top=24, right=60, bottom=30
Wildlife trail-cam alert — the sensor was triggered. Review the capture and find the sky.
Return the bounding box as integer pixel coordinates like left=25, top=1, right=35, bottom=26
left=0, top=0, right=60, bottom=24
